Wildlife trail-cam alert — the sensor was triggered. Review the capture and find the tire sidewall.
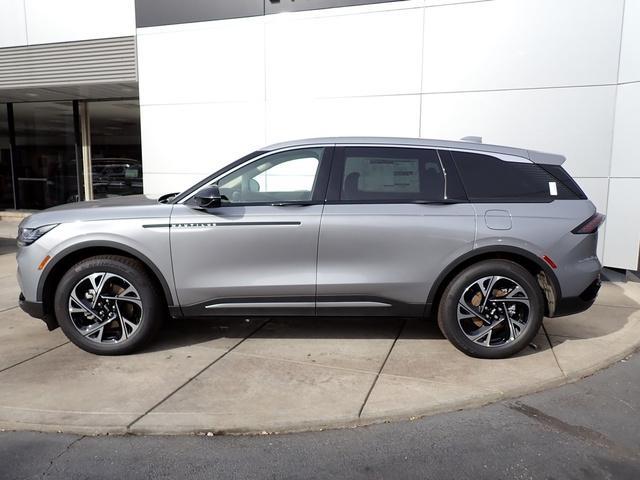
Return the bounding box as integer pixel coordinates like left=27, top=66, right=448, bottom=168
left=438, top=260, right=544, bottom=359
left=54, top=256, right=162, bottom=355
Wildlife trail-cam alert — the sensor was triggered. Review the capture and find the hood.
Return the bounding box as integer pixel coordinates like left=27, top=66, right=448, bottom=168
left=20, top=194, right=173, bottom=229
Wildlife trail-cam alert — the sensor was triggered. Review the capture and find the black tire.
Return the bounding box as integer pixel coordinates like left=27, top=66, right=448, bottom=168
left=437, top=259, right=544, bottom=359
left=54, top=255, right=164, bottom=355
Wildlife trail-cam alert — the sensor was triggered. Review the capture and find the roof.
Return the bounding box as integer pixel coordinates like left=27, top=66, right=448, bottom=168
left=262, top=137, right=565, bottom=165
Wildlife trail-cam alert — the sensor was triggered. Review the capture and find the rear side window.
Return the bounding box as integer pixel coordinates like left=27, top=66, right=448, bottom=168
left=451, top=151, right=581, bottom=202
left=337, top=147, right=445, bottom=202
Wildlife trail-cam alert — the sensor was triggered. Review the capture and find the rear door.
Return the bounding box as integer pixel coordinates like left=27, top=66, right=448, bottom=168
left=316, top=146, right=476, bottom=316
left=170, top=146, right=332, bottom=316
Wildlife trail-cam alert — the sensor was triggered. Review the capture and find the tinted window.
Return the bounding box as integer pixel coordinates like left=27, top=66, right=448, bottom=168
left=451, top=151, right=579, bottom=202
left=338, top=147, right=444, bottom=202
left=215, top=148, right=323, bottom=204
left=539, top=164, right=587, bottom=199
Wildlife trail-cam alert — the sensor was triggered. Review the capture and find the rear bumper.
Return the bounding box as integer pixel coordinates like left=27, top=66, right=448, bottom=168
left=19, top=293, right=58, bottom=330
left=552, top=276, right=601, bottom=317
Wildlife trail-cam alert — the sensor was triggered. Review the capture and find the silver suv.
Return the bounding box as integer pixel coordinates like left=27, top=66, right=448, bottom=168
left=17, top=137, right=604, bottom=359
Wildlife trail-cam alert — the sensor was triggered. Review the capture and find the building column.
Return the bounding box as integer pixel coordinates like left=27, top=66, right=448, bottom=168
left=77, top=101, right=93, bottom=201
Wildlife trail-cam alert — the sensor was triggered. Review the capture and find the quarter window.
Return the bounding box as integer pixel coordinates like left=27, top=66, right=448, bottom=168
left=451, top=151, right=580, bottom=202
left=338, top=147, right=445, bottom=202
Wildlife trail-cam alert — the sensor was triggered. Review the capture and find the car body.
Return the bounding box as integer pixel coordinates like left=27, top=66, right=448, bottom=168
left=16, top=137, right=604, bottom=358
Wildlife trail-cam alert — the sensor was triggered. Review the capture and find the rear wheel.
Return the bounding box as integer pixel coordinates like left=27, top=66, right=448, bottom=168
left=54, top=255, right=164, bottom=355
left=437, top=260, right=544, bottom=359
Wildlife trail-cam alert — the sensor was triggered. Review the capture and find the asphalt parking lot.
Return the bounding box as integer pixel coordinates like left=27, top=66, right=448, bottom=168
left=1, top=220, right=639, bottom=436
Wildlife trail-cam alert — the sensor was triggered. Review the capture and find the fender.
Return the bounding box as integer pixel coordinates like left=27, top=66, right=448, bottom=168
left=37, top=240, right=176, bottom=307
left=424, top=244, right=561, bottom=315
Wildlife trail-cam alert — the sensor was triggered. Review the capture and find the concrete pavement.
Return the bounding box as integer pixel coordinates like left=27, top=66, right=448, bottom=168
left=0, top=227, right=639, bottom=435
left=2, top=352, right=639, bottom=480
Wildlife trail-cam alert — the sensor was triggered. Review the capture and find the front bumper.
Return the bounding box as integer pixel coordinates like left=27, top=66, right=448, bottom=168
left=19, top=293, right=58, bottom=330
left=552, top=276, right=601, bottom=317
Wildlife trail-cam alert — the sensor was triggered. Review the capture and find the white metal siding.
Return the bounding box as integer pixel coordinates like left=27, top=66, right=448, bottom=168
left=0, top=37, right=136, bottom=88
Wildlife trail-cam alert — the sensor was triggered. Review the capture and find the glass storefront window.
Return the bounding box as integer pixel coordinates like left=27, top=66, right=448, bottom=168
left=12, top=101, right=78, bottom=209
left=89, top=100, right=142, bottom=199
left=0, top=105, right=13, bottom=209
left=0, top=98, right=142, bottom=210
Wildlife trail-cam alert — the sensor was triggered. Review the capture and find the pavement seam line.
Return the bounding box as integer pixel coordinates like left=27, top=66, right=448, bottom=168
left=357, top=319, right=407, bottom=419
left=125, top=319, right=271, bottom=430
left=40, top=434, right=85, bottom=478
left=592, top=303, right=640, bottom=310
left=542, top=324, right=567, bottom=378
left=224, top=349, right=499, bottom=393
left=0, top=305, right=18, bottom=314
left=508, top=400, right=640, bottom=462
left=0, top=342, right=69, bottom=374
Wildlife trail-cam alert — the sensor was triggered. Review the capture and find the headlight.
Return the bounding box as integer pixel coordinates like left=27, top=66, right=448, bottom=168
left=17, top=224, right=59, bottom=247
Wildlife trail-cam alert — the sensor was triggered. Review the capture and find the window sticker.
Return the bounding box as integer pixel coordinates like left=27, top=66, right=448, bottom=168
left=549, top=181, right=558, bottom=196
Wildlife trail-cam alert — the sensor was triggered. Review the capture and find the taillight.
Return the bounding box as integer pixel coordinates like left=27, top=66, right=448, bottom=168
left=572, top=213, right=605, bottom=234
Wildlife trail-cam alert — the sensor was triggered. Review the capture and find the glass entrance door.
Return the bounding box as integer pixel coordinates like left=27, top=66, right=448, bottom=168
left=89, top=100, right=142, bottom=199
left=12, top=101, right=78, bottom=209
left=0, top=105, right=14, bottom=209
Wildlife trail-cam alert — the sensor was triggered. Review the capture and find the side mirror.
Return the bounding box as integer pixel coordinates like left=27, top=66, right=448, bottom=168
left=193, top=185, right=222, bottom=209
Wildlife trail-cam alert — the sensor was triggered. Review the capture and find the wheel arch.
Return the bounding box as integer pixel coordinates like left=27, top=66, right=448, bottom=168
left=425, top=245, right=561, bottom=318
left=38, top=241, right=176, bottom=325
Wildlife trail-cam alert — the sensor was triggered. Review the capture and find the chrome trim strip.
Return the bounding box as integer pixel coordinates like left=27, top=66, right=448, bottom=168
left=142, top=224, right=171, bottom=229
left=214, top=221, right=301, bottom=227
left=205, top=302, right=315, bottom=310
left=317, top=301, right=392, bottom=308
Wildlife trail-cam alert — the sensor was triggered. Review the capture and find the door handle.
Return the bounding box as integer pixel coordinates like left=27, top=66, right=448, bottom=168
left=412, top=199, right=463, bottom=205
left=271, top=202, right=315, bottom=207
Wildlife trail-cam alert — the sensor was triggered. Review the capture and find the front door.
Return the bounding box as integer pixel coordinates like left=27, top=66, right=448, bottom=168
left=170, top=147, right=331, bottom=316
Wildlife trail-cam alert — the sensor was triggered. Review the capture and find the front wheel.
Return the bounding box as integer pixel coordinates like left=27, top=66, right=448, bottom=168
left=54, top=255, right=164, bottom=355
left=437, top=260, right=544, bottom=359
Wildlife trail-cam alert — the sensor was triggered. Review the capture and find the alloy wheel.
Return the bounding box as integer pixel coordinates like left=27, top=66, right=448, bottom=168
left=456, top=275, right=531, bottom=348
left=67, top=272, right=143, bottom=344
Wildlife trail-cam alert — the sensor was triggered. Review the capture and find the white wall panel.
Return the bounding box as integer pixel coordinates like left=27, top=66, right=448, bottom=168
left=574, top=177, right=609, bottom=260
left=134, top=0, right=636, bottom=268
left=137, top=17, right=265, bottom=106
left=266, top=95, right=420, bottom=144
left=265, top=8, right=423, bottom=99
left=619, top=0, right=640, bottom=83
left=420, top=85, right=616, bottom=178
left=25, top=0, right=135, bottom=45
left=603, top=178, right=640, bottom=269
left=0, top=0, right=28, bottom=48
left=423, top=0, right=623, bottom=92
left=140, top=102, right=265, bottom=189
left=611, top=82, right=640, bottom=178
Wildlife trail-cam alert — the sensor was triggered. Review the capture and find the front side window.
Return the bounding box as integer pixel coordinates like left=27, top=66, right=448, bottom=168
left=337, top=147, right=444, bottom=202
left=215, top=147, right=323, bottom=204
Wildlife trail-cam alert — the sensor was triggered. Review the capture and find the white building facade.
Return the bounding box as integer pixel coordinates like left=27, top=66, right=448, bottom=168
left=0, top=0, right=639, bottom=270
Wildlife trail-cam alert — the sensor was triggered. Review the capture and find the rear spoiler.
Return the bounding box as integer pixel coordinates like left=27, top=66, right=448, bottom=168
left=528, top=150, right=566, bottom=165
